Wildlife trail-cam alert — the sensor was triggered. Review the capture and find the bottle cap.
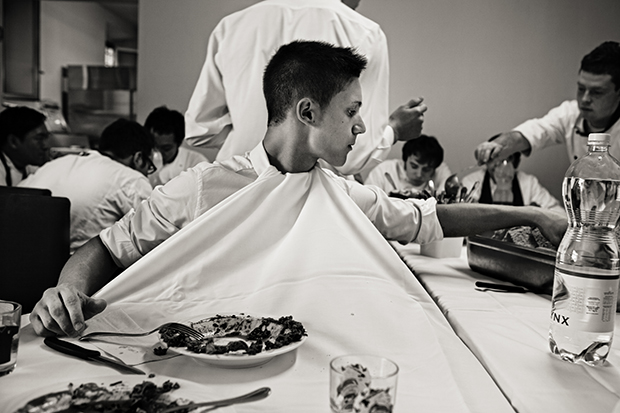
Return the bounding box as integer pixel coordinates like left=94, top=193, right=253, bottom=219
left=588, top=133, right=611, bottom=145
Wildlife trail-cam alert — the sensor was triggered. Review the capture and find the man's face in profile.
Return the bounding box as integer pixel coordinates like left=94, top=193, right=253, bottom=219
left=577, top=71, right=620, bottom=128
left=14, top=123, right=51, bottom=167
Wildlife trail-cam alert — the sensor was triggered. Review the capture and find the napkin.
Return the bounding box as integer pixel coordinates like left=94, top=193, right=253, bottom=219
left=80, top=307, right=180, bottom=365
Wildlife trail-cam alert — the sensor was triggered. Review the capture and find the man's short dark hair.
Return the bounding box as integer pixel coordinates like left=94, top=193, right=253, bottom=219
left=401, top=134, right=444, bottom=169
left=98, top=118, right=155, bottom=160
left=263, top=40, right=367, bottom=126
left=581, top=41, right=620, bottom=90
left=0, top=106, right=46, bottom=147
left=144, top=106, right=185, bottom=145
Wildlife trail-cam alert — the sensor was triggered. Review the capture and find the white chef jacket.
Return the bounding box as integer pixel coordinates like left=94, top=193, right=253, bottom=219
left=184, top=0, right=392, bottom=176
left=365, top=158, right=452, bottom=196
left=19, top=151, right=153, bottom=253
left=148, top=146, right=209, bottom=187
left=460, top=169, right=563, bottom=212
left=100, top=142, right=443, bottom=269
left=514, top=100, right=620, bottom=162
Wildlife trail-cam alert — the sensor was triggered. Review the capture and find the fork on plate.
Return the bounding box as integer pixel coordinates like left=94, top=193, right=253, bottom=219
left=79, top=322, right=203, bottom=341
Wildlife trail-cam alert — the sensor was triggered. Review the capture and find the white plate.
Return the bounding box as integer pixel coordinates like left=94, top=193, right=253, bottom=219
left=4, top=374, right=237, bottom=413
left=169, top=335, right=307, bottom=368
left=167, top=314, right=307, bottom=368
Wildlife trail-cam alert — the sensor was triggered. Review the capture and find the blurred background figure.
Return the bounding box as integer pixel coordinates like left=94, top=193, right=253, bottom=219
left=365, top=134, right=451, bottom=199
left=475, top=41, right=620, bottom=167
left=144, top=106, right=209, bottom=187
left=463, top=135, right=562, bottom=211
left=19, top=118, right=155, bottom=253
left=0, top=106, right=51, bottom=186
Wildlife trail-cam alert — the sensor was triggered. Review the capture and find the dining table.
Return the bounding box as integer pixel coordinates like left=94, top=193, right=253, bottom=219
left=0, top=169, right=516, bottom=413
left=390, top=239, right=620, bottom=413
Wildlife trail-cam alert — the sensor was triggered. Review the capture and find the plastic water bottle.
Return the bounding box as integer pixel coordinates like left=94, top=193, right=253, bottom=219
left=549, top=133, right=620, bottom=366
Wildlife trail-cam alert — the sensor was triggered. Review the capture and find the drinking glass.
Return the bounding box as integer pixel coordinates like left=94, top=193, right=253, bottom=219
left=0, top=300, right=21, bottom=376
left=330, top=354, right=398, bottom=412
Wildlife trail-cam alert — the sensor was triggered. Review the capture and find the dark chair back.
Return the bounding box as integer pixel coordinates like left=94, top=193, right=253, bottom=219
left=0, top=191, right=70, bottom=313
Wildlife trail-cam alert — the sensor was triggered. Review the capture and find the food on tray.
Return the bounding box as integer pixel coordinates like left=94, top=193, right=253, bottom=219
left=158, top=314, right=306, bottom=356
left=489, top=226, right=555, bottom=250
left=14, top=379, right=190, bottom=413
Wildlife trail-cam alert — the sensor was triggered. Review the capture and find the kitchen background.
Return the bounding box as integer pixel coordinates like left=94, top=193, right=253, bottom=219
left=2, top=0, right=620, bottom=200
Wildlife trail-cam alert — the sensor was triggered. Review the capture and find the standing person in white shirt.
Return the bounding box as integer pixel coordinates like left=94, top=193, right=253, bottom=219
left=475, top=41, right=620, bottom=166
left=185, top=0, right=427, bottom=177
left=144, top=106, right=209, bottom=187
left=463, top=135, right=562, bottom=211
left=0, top=106, right=51, bottom=186
left=19, top=119, right=156, bottom=254
left=365, top=135, right=452, bottom=199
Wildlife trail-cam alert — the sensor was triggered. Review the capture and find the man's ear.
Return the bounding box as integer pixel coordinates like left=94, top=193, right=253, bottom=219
left=6, top=134, right=21, bottom=149
left=131, top=152, right=145, bottom=170
left=296, top=98, right=317, bottom=126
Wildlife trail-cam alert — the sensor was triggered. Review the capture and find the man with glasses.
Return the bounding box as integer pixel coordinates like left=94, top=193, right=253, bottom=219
left=19, top=118, right=155, bottom=254
left=474, top=41, right=620, bottom=166
left=0, top=106, right=51, bottom=186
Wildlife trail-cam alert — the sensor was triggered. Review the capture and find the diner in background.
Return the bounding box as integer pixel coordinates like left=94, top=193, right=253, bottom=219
left=474, top=41, right=620, bottom=167
left=0, top=106, right=51, bottom=187
left=18, top=118, right=155, bottom=254
left=30, top=40, right=568, bottom=338
left=365, top=134, right=452, bottom=198
left=184, top=0, right=427, bottom=178
left=144, top=106, right=209, bottom=187
left=462, top=135, right=562, bottom=211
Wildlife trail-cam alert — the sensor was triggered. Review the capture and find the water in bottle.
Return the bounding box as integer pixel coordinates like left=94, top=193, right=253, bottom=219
left=549, top=133, right=620, bottom=366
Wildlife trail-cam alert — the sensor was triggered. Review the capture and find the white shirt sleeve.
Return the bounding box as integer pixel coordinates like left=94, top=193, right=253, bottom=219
left=184, top=26, right=232, bottom=150
left=513, top=100, right=578, bottom=154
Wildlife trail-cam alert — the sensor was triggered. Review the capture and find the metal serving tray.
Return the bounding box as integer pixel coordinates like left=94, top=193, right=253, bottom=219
left=466, top=234, right=556, bottom=295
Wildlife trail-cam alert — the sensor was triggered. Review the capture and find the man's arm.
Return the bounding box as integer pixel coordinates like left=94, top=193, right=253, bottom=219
left=436, top=203, right=567, bottom=246
left=474, top=131, right=531, bottom=165
left=30, top=236, right=119, bottom=337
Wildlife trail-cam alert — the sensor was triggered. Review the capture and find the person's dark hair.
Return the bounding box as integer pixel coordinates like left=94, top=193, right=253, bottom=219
left=580, top=41, right=620, bottom=90
left=0, top=106, right=46, bottom=147
left=98, top=118, right=155, bottom=160
left=263, top=40, right=367, bottom=126
left=143, top=106, right=185, bottom=145
left=489, top=133, right=520, bottom=168
left=401, top=134, right=444, bottom=169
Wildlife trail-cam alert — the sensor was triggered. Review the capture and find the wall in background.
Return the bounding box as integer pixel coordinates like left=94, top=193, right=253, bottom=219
left=40, top=1, right=135, bottom=109
left=137, top=0, right=620, bottom=200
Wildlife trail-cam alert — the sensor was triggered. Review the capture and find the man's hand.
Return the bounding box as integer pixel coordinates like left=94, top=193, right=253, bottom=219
left=389, top=97, right=428, bottom=143
left=30, top=285, right=107, bottom=337
left=474, top=131, right=531, bottom=165
left=533, top=208, right=568, bottom=247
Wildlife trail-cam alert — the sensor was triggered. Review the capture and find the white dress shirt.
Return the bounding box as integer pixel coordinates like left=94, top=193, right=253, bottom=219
left=514, top=100, right=620, bottom=162
left=461, top=169, right=563, bottom=212
left=184, top=0, right=392, bottom=176
left=101, top=142, right=443, bottom=269
left=19, top=151, right=153, bottom=253
left=148, top=146, right=209, bottom=187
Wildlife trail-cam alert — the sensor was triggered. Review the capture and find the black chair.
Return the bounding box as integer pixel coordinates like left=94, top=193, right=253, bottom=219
left=0, top=191, right=70, bottom=313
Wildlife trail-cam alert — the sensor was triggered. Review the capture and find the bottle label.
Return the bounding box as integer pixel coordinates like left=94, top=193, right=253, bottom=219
left=551, top=268, right=619, bottom=333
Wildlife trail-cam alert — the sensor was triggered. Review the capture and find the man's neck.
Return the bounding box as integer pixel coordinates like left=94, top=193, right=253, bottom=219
left=263, top=125, right=317, bottom=173
left=1, top=149, right=26, bottom=172
left=586, top=103, right=620, bottom=132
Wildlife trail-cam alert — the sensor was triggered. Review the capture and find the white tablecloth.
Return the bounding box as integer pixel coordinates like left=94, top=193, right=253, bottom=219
left=1, top=169, right=513, bottom=412
left=392, top=241, right=620, bottom=413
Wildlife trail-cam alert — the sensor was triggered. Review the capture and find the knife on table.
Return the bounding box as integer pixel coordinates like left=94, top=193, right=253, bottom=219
left=44, top=336, right=145, bottom=375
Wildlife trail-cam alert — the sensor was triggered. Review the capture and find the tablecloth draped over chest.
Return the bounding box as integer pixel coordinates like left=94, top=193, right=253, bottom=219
left=89, top=167, right=513, bottom=413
